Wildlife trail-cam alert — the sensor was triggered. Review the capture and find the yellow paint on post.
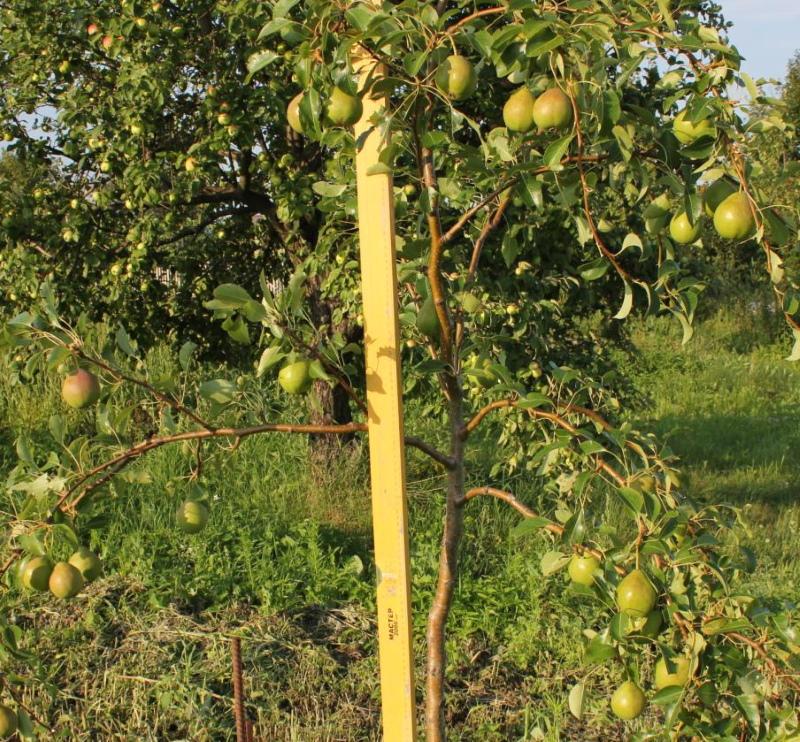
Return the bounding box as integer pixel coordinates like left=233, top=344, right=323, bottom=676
left=354, top=48, right=417, bottom=742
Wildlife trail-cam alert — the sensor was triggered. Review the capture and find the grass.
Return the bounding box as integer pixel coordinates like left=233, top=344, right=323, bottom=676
left=1, top=305, right=798, bottom=740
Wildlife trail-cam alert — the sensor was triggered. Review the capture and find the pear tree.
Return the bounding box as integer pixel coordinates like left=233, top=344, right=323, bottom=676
left=2, top=0, right=800, bottom=739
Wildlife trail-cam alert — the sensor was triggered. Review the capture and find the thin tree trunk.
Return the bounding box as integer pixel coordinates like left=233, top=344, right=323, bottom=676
left=425, top=382, right=466, bottom=741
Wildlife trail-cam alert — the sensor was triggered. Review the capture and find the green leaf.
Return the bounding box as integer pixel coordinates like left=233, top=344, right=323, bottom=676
left=615, top=486, right=644, bottom=515
left=613, top=281, right=634, bottom=320
left=735, top=693, right=761, bottom=731
left=246, top=51, right=279, bottom=77
left=568, top=682, right=585, bottom=719
left=178, top=341, right=197, bottom=372
left=652, top=686, right=684, bottom=705
left=116, top=324, right=138, bottom=357
left=540, top=550, right=570, bottom=576
left=256, top=346, right=285, bottom=377
left=312, top=181, right=348, bottom=197
left=17, top=534, right=45, bottom=557
left=213, top=284, right=253, bottom=308
left=543, top=134, right=574, bottom=168
left=198, top=379, right=236, bottom=404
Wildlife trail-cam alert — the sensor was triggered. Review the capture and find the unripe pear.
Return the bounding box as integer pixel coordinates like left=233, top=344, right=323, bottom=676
left=20, top=555, right=53, bottom=591
left=616, top=569, right=657, bottom=617
left=176, top=500, right=209, bottom=533
left=672, top=110, right=714, bottom=145
left=610, top=681, right=646, bottom=720
left=713, top=192, right=755, bottom=241
left=0, top=704, right=17, bottom=739
left=503, top=88, right=536, bottom=133
left=532, top=87, right=572, bottom=131
left=68, top=547, right=102, bottom=582
left=654, top=656, right=692, bottom=689
left=49, top=562, right=84, bottom=599
left=61, top=369, right=101, bottom=409
left=669, top=212, right=702, bottom=244
left=568, top=555, right=600, bottom=586
left=703, top=179, right=735, bottom=217
left=434, top=55, right=476, bottom=101
left=278, top=360, right=313, bottom=394
left=325, top=88, right=363, bottom=127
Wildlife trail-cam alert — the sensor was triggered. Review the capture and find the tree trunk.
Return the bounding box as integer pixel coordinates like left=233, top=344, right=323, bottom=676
left=308, top=379, right=354, bottom=472
left=425, top=380, right=466, bottom=741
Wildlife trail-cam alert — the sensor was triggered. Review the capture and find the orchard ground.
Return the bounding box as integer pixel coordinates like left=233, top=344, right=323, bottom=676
left=0, top=304, right=798, bottom=740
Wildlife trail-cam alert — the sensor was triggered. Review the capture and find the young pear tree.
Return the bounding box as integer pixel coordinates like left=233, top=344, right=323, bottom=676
left=2, top=0, right=800, bottom=740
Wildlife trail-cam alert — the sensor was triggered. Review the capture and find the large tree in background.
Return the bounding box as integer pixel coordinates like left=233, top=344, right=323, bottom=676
left=2, top=0, right=800, bottom=739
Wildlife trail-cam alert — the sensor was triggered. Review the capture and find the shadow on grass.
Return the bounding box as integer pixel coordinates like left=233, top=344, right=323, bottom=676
left=648, top=409, right=800, bottom=509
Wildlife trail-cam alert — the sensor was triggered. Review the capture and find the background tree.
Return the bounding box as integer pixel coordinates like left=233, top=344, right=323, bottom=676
left=2, top=0, right=800, bottom=740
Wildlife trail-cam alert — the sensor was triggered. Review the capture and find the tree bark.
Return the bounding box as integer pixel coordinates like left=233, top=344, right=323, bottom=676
left=425, top=379, right=466, bottom=741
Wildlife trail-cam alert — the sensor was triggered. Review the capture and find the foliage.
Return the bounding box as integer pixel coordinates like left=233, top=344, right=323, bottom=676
left=2, top=0, right=800, bottom=739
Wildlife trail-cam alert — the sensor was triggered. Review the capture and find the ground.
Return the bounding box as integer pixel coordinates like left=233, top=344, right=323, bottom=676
left=0, top=305, right=797, bottom=740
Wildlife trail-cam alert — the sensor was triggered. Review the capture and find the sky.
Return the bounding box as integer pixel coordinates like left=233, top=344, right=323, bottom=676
left=722, top=0, right=799, bottom=83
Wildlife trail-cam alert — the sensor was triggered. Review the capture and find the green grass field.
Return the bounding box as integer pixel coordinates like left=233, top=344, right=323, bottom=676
left=1, top=307, right=798, bottom=740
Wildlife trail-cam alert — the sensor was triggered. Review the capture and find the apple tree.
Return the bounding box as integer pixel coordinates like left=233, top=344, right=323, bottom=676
left=3, top=0, right=800, bottom=739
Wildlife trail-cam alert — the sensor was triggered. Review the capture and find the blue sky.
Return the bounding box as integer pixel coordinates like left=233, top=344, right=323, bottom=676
left=723, top=0, right=798, bottom=82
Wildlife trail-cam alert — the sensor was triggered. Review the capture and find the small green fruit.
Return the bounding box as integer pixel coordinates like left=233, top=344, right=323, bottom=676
left=568, top=555, right=600, bottom=586
left=325, top=88, right=363, bottom=127
left=287, top=92, right=304, bottom=134
left=610, top=681, right=646, bottom=720
left=68, top=547, right=102, bottom=582
left=0, top=704, right=17, bottom=739
left=669, top=212, right=702, bottom=244
left=672, top=110, right=714, bottom=144
left=217, top=112, right=232, bottom=126
left=21, top=555, right=53, bottom=591
left=703, top=179, right=736, bottom=217
left=49, top=562, right=84, bottom=599
left=616, top=569, right=657, bottom=618
left=278, top=360, right=312, bottom=395
left=176, top=500, right=209, bottom=534
left=416, top=297, right=441, bottom=341
left=434, top=55, right=476, bottom=101
left=503, top=88, right=536, bottom=133
left=532, top=87, right=572, bottom=131
left=61, top=369, right=101, bottom=409
left=713, top=192, right=755, bottom=241
left=654, top=656, right=692, bottom=689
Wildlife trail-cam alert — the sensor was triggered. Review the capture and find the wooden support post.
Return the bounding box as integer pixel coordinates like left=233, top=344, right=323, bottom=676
left=354, top=40, right=418, bottom=742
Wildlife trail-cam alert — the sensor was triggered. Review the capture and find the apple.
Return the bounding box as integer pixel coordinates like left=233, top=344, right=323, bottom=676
left=434, top=55, right=476, bottom=101
left=58, top=60, right=72, bottom=74
left=703, top=179, right=736, bottom=217
left=101, top=35, right=114, bottom=50
left=184, top=156, right=197, bottom=172
left=130, top=122, right=143, bottom=136
left=503, top=87, right=536, bottom=133
left=61, top=369, right=101, bottom=408
left=135, top=17, right=147, bottom=29
left=610, top=681, right=646, bottom=720
left=532, top=87, right=572, bottom=131
left=99, top=160, right=111, bottom=173
left=87, top=22, right=99, bottom=35
left=217, top=112, right=232, bottom=126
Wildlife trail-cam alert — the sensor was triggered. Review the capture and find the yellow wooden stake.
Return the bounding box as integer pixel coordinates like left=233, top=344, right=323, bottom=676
left=354, top=47, right=418, bottom=742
